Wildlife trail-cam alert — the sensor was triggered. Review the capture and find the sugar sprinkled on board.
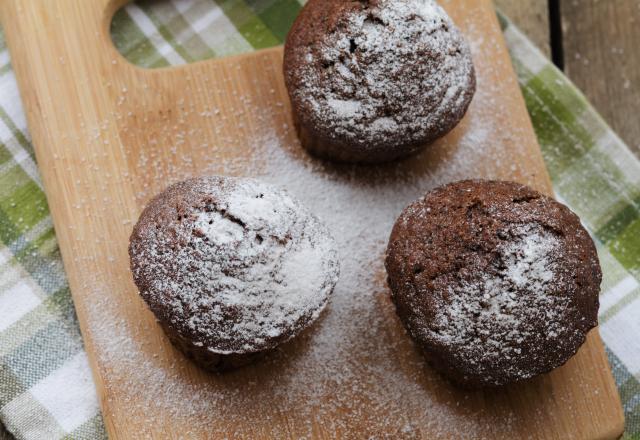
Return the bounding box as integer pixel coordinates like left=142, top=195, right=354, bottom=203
left=89, top=120, right=533, bottom=437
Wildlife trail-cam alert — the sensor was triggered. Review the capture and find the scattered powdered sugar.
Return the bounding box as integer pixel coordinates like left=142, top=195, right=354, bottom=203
left=428, top=223, right=569, bottom=383
left=130, top=177, right=340, bottom=353
left=292, top=0, right=475, bottom=149
left=106, top=145, right=494, bottom=437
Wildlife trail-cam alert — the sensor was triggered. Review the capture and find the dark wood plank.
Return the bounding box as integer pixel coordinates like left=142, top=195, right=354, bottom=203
left=496, top=0, right=551, bottom=57
left=562, top=0, right=640, bottom=157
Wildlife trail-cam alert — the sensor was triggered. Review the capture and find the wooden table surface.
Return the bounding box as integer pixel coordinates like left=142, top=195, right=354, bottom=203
left=0, top=1, right=637, bottom=439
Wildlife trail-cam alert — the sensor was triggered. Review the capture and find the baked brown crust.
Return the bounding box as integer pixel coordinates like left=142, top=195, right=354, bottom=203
left=284, top=0, right=476, bottom=163
left=385, top=180, right=601, bottom=387
left=129, top=176, right=340, bottom=371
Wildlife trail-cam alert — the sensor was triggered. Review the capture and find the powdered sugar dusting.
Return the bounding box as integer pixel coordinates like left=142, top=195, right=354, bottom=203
left=326, top=98, right=362, bottom=119
left=428, top=223, right=569, bottom=383
left=503, top=226, right=557, bottom=289
left=130, top=177, right=340, bottom=353
left=291, top=0, right=475, bottom=150
left=193, top=211, right=244, bottom=245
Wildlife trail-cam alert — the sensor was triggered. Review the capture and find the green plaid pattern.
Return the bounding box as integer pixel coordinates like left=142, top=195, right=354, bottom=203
left=0, top=1, right=638, bottom=439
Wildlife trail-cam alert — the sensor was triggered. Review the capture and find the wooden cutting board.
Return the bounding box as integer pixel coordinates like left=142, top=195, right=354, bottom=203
left=0, top=0, right=625, bottom=438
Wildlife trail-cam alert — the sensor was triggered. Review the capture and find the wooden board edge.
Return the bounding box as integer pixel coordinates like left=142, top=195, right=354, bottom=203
left=592, top=329, right=626, bottom=439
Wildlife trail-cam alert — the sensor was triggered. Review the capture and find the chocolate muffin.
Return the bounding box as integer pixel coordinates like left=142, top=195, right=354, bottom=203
left=385, top=180, right=601, bottom=387
left=283, top=0, right=476, bottom=163
left=129, top=176, right=340, bottom=371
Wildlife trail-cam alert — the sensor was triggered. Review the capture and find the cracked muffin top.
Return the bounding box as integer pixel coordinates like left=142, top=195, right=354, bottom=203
left=129, top=176, right=340, bottom=355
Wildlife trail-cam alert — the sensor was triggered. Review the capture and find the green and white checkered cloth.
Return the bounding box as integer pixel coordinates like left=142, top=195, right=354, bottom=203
left=0, top=1, right=638, bottom=439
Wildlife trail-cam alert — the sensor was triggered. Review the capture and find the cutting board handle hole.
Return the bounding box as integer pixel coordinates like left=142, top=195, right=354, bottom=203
left=108, top=0, right=300, bottom=69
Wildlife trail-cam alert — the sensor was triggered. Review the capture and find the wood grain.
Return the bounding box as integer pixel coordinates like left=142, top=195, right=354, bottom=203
left=496, top=0, right=551, bottom=57
left=0, top=0, right=624, bottom=438
left=562, top=0, right=640, bottom=157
